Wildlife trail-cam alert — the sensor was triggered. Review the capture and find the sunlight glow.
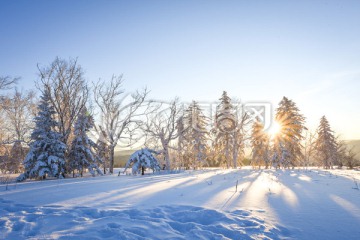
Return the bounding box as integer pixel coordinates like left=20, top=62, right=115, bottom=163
left=268, top=121, right=281, bottom=138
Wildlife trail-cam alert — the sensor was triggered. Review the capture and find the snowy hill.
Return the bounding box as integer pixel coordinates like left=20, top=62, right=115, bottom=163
left=1, top=168, right=360, bottom=239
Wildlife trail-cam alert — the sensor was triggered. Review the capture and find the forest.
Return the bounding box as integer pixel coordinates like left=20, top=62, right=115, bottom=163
left=0, top=57, right=359, bottom=181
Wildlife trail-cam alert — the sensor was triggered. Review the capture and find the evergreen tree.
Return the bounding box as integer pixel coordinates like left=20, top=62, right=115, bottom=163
left=17, top=89, right=66, bottom=181
left=96, top=131, right=109, bottom=174
left=183, top=101, right=208, bottom=169
left=314, top=116, right=338, bottom=169
left=122, top=148, right=161, bottom=175
left=68, top=108, right=103, bottom=177
left=272, top=97, right=306, bottom=168
left=250, top=119, right=270, bottom=169
left=213, top=91, right=236, bottom=168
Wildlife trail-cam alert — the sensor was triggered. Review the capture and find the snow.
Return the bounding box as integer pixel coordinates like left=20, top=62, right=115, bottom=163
left=1, top=168, right=360, bottom=239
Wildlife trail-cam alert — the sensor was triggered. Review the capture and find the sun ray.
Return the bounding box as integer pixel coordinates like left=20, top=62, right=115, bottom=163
left=268, top=121, right=281, bottom=138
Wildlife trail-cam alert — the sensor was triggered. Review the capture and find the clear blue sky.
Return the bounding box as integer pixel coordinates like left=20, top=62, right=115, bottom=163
left=1, top=0, right=359, bottom=139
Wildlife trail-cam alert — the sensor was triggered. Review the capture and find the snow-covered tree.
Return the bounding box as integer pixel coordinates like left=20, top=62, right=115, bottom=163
left=250, top=119, right=270, bottom=169
left=272, top=97, right=306, bottom=168
left=212, top=91, right=236, bottom=168
left=182, top=101, right=208, bottom=169
left=314, top=116, right=338, bottom=169
left=68, top=108, right=103, bottom=177
left=122, top=148, right=161, bottom=175
left=17, top=89, right=66, bottom=181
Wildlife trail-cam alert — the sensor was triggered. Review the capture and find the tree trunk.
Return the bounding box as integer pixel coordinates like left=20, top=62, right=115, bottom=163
left=164, top=146, right=171, bottom=171
left=109, top=146, right=115, bottom=174
left=232, top=147, right=238, bottom=169
left=225, top=146, right=230, bottom=169
left=141, top=166, right=145, bottom=175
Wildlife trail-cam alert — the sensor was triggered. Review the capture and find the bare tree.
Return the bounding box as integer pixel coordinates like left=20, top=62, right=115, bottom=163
left=93, top=75, right=149, bottom=174
left=0, top=89, right=35, bottom=173
left=0, top=76, right=19, bottom=173
left=37, top=57, right=89, bottom=146
left=1, top=89, right=36, bottom=143
left=141, top=99, right=182, bottom=170
left=0, top=76, right=18, bottom=140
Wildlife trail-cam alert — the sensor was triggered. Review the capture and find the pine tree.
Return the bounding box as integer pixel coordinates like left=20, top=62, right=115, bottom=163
left=314, top=116, right=338, bottom=169
left=68, top=108, right=103, bottom=177
left=213, top=91, right=236, bottom=168
left=272, top=97, right=306, bottom=168
left=182, top=101, right=208, bottom=169
left=17, top=89, right=66, bottom=181
left=250, top=119, right=270, bottom=169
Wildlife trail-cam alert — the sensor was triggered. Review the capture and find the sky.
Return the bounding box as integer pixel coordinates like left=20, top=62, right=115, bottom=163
left=1, top=0, right=360, bottom=140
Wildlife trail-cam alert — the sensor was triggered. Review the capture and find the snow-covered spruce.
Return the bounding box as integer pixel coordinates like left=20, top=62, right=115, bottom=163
left=182, top=101, right=208, bottom=169
left=121, top=148, right=161, bottom=175
left=17, top=89, right=66, bottom=181
left=272, top=96, right=306, bottom=168
left=314, top=116, right=338, bottom=169
left=68, top=108, right=103, bottom=177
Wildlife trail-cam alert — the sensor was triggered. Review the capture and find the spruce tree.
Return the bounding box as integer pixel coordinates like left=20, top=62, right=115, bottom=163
left=314, top=116, right=338, bottom=169
left=213, top=91, right=235, bottom=168
left=68, top=108, right=103, bottom=177
left=183, top=101, right=208, bottom=169
left=272, top=97, right=306, bottom=168
left=17, top=89, right=66, bottom=181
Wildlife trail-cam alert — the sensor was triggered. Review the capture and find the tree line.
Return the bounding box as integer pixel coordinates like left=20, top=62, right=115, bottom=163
left=0, top=57, right=358, bottom=180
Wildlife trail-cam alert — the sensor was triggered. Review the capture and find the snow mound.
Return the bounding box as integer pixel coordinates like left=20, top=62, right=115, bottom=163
left=0, top=198, right=288, bottom=240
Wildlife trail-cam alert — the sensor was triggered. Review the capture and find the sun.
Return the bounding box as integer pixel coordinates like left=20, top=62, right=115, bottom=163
left=268, top=121, right=281, bottom=138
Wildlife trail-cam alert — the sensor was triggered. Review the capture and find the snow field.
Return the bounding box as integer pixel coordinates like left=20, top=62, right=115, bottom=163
left=1, top=168, right=360, bottom=239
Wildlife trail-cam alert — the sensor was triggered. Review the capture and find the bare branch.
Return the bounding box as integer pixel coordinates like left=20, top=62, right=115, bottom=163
left=92, top=75, right=150, bottom=173
left=0, top=76, right=18, bottom=90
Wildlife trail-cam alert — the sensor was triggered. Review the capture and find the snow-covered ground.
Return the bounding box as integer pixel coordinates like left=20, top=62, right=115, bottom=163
left=1, top=168, right=360, bottom=239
